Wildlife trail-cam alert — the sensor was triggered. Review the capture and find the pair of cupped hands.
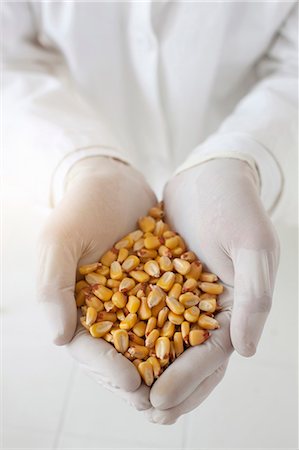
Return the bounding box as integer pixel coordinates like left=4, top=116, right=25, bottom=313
left=37, top=156, right=279, bottom=425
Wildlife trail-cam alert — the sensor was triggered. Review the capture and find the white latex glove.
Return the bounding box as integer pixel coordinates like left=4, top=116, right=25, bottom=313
left=144, top=158, right=280, bottom=424
left=37, top=156, right=157, bottom=412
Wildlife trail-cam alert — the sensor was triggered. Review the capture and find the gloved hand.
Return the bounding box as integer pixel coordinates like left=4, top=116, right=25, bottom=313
left=37, top=156, right=157, bottom=412
left=144, top=158, right=280, bottom=424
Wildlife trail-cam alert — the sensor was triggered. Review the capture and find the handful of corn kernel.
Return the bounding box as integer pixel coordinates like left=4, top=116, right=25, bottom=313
left=76, top=202, right=223, bottom=387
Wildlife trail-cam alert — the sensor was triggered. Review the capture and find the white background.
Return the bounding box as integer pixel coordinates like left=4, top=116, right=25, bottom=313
left=1, top=176, right=298, bottom=450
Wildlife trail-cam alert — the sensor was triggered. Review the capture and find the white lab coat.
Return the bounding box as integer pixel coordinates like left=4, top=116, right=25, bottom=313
left=3, top=1, right=298, bottom=219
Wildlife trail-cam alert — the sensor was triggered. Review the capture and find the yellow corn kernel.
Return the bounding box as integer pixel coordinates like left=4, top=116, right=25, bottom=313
left=181, top=251, right=197, bottom=262
left=129, top=229, right=143, bottom=241
left=119, top=313, right=138, bottom=330
left=166, top=296, right=185, bottom=315
left=144, top=236, right=161, bottom=250
left=103, top=300, right=116, bottom=312
left=158, top=245, right=172, bottom=258
left=138, top=297, right=152, bottom=320
left=133, top=238, right=145, bottom=252
left=100, top=249, right=118, bottom=267
left=130, top=271, right=150, bottom=283
left=117, top=248, right=129, bottom=263
left=181, top=321, right=190, bottom=345
left=172, top=247, right=184, bottom=257
left=145, top=329, right=160, bottom=348
left=89, top=321, right=113, bottom=338
left=116, top=309, right=126, bottom=321
left=157, top=306, right=169, bottom=328
left=179, top=292, right=200, bottom=307
left=85, top=306, right=98, bottom=326
left=133, top=321, right=147, bottom=337
left=96, top=264, right=110, bottom=277
left=189, top=329, right=209, bottom=346
left=79, top=262, right=100, bottom=275
left=168, top=311, right=184, bottom=325
left=155, top=337, right=170, bottom=360
left=151, top=298, right=166, bottom=317
left=164, top=236, right=180, bottom=249
left=114, top=235, right=134, bottom=250
left=152, top=221, right=164, bottom=238
left=111, top=291, right=127, bottom=309
left=128, top=332, right=145, bottom=346
left=92, top=285, right=113, bottom=302
left=138, top=216, right=156, bottom=233
left=199, top=272, right=218, bottom=282
left=158, top=255, right=173, bottom=272
left=145, top=316, right=157, bottom=336
left=121, top=255, right=140, bottom=272
left=168, top=283, right=182, bottom=299
left=184, top=306, right=200, bottom=323
left=163, top=230, right=176, bottom=239
left=174, top=273, right=184, bottom=284
left=113, top=329, right=129, bottom=353
left=110, top=261, right=123, bottom=280
left=147, top=285, right=166, bottom=308
left=147, top=356, right=162, bottom=378
left=185, top=261, right=202, bottom=280
left=97, top=311, right=117, bottom=322
left=198, top=298, right=217, bottom=313
left=144, top=260, right=160, bottom=278
left=173, top=258, right=191, bottom=275
left=126, top=295, right=141, bottom=314
left=106, top=279, right=121, bottom=289
left=138, top=361, right=154, bottom=386
left=85, top=272, right=107, bottom=286
left=149, top=204, right=164, bottom=219
left=118, top=277, right=134, bottom=293
left=173, top=332, right=184, bottom=357
left=182, top=278, right=198, bottom=293
left=169, top=341, right=176, bottom=362
left=157, top=271, right=175, bottom=291
left=160, top=357, right=170, bottom=368
left=160, top=320, right=175, bottom=339
left=80, top=316, right=89, bottom=330
left=199, top=282, right=224, bottom=295
left=128, top=344, right=149, bottom=360
left=132, top=358, right=142, bottom=368
left=75, top=280, right=89, bottom=294
left=103, top=332, right=114, bottom=343
left=198, top=314, right=220, bottom=330
left=75, top=287, right=90, bottom=307
left=137, top=249, right=158, bottom=262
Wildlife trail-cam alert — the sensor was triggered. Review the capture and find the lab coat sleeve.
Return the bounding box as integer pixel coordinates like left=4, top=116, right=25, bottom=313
left=3, top=2, right=133, bottom=208
left=173, top=3, right=298, bottom=213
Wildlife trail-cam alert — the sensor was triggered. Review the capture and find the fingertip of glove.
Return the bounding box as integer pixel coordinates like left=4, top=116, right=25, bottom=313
left=235, top=342, right=257, bottom=358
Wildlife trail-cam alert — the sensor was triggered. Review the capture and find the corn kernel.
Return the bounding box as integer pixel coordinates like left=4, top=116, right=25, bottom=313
left=166, top=296, right=185, bottom=315
left=145, top=316, right=157, bottom=336
left=155, top=337, right=170, bottom=360
left=138, top=361, right=154, bottom=386
left=198, top=282, right=224, bottom=295
left=173, top=332, right=184, bottom=357
left=147, top=356, right=162, bottom=378
left=168, top=311, right=184, bottom=325
left=198, top=314, right=220, bottom=329
left=133, top=321, right=147, bottom=337
left=119, top=313, right=138, bottom=330
left=89, top=321, right=113, bottom=338
left=113, top=329, right=129, bottom=353
left=184, top=306, right=200, bottom=323
left=97, top=311, right=117, bottom=322
left=157, top=306, right=169, bottom=328
left=145, top=329, right=160, bottom=348
left=111, top=291, right=127, bottom=309
left=198, top=298, right=217, bottom=313
left=75, top=280, right=89, bottom=293
left=126, top=295, right=141, bottom=314
left=86, top=306, right=98, bottom=326
left=117, top=248, right=129, bottom=263
left=157, top=271, right=175, bottom=291
left=179, top=292, right=200, bottom=307
left=100, top=249, right=118, bottom=267
left=92, top=285, right=113, bottom=302
left=128, top=344, right=149, bottom=360
left=189, top=329, right=209, bottom=346
left=160, top=320, right=175, bottom=339
left=130, top=270, right=150, bottom=283
left=85, top=272, right=107, bottom=286
left=79, top=262, right=100, bottom=275
left=122, top=255, right=140, bottom=272
left=147, top=285, right=166, bottom=308
left=138, top=216, right=156, bottom=232
left=138, top=297, right=152, bottom=320
left=185, top=261, right=202, bottom=280
left=144, top=260, right=160, bottom=278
